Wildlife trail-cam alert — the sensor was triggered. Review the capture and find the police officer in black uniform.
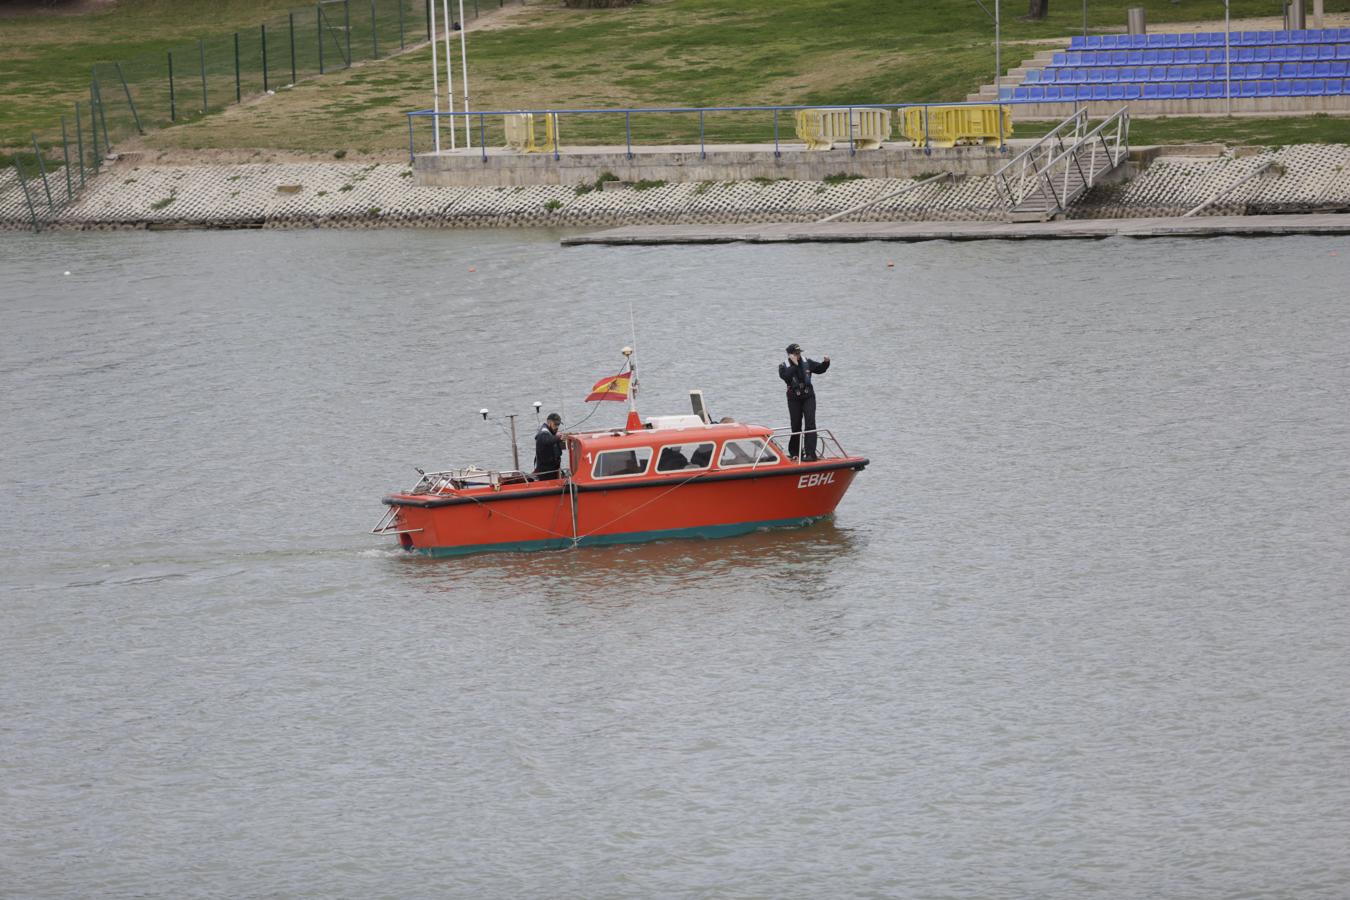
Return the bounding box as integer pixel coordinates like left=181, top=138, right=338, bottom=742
left=533, top=413, right=566, bottom=480
left=779, top=343, right=831, bottom=461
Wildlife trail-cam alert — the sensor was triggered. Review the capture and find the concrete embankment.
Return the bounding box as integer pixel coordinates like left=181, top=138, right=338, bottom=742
left=560, top=214, right=1350, bottom=246
left=2, top=143, right=1348, bottom=233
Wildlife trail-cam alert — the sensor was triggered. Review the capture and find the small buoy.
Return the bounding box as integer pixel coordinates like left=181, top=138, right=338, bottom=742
left=468, top=266, right=476, bottom=272
left=63, top=270, right=71, bottom=275
left=886, top=261, right=894, bottom=268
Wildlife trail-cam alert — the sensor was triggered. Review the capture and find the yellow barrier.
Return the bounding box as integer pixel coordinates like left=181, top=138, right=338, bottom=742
left=899, top=105, right=1012, bottom=148
left=794, top=108, right=892, bottom=151
left=503, top=112, right=560, bottom=153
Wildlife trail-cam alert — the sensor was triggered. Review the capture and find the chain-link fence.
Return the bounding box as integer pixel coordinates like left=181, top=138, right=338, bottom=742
left=3, top=0, right=523, bottom=232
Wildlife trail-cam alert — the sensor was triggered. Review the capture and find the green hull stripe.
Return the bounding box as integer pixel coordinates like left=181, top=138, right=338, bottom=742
left=411, top=516, right=829, bottom=558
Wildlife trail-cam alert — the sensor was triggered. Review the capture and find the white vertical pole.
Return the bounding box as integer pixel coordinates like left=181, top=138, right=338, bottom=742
left=995, top=0, right=1002, bottom=102
left=459, top=0, right=471, bottom=148
left=1224, top=0, right=1231, bottom=116
left=442, top=0, right=456, bottom=149
left=429, top=0, right=441, bottom=152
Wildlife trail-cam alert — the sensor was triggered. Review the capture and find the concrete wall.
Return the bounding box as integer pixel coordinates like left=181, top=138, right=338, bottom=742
left=1006, top=95, right=1350, bottom=119
left=412, top=143, right=1021, bottom=189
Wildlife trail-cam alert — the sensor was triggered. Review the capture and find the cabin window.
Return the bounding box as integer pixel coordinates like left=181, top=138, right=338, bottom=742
left=719, top=438, right=778, bottom=468
left=656, top=441, right=716, bottom=473
left=592, top=447, right=653, bottom=479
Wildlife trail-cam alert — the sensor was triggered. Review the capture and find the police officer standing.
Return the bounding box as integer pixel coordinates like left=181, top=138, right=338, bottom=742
left=533, top=413, right=566, bottom=480
left=779, top=343, right=830, bottom=461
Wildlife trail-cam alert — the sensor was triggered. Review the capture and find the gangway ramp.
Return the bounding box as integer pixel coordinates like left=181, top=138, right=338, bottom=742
left=994, top=107, right=1130, bottom=221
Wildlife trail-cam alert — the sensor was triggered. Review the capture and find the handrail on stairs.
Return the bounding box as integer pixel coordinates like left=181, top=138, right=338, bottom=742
left=992, top=107, right=1088, bottom=209
left=994, top=106, right=1130, bottom=217
left=1032, top=106, right=1131, bottom=211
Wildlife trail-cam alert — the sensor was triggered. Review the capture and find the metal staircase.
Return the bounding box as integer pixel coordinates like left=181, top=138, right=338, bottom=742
left=994, top=107, right=1130, bottom=221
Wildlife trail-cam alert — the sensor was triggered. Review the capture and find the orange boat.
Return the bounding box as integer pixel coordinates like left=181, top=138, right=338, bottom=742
left=372, top=403, right=868, bottom=557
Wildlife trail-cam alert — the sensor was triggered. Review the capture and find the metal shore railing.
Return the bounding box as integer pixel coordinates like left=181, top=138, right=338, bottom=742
left=405, top=100, right=1021, bottom=163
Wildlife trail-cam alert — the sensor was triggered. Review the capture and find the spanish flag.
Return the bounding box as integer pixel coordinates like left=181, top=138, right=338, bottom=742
left=586, top=371, right=631, bottom=402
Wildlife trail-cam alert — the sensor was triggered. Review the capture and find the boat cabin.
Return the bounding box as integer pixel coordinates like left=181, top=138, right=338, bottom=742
left=568, top=416, right=788, bottom=487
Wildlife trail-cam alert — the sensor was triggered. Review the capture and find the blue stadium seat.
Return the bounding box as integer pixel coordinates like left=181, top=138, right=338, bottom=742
left=1252, top=47, right=1271, bottom=62
left=1143, top=49, right=1160, bottom=65
left=1091, top=85, right=1109, bottom=99
left=1179, top=34, right=1196, bottom=48
left=1188, top=49, right=1207, bottom=63
left=1109, top=50, right=1127, bottom=65
left=1341, top=28, right=1350, bottom=41
left=1241, top=31, right=1259, bottom=45
left=1315, top=29, right=1337, bottom=43
left=1182, top=65, right=1199, bottom=80
left=1162, top=34, right=1179, bottom=48
left=1076, top=85, right=1092, bottom=99
left=1272, top=46, right=1292, bottom=61
left=1197, top=63, right=1214, bottom=78
left=1142, top=83, right=1159, bottom=98
left=1198, top=33, right=1222, bottom=47
left=1124, top=84, right=1142, bottom=99
left=1104, top=66, right=1121, bottom=81
left=1009, top=86, right=1024, bottom=100
left=1087, top=67, right=1104, bottom=83
left=1298, top=62, right=1316, bottom=77
left=1291, top=79, right=1309, bottom=95
left=1333, top=61, right=1349, bottom=77
left=1206, top=48, right=1225, bottom=63
left=1338, top=46, right=1350, bottom=60
left=1315, top=61, right=1332, bottom=77
left=1308, top=78, right=1326, bottom=95
left=1085, top=35, right=1103, bottom=49
left=1273, top=30, right=1291, bottom=43
left=1178, top=83, right=1197, bottom=98
left=1146, top=33, right=1165, bottom=48
left=1127, top=35, right=1147, bottom=49
left=1239, top=81, right=1258, bottom=97
left=1052, top=52, right=1067, bottom=66
left=1317, top=46, right=1336, bottom=61
left=1303, top=46, right=1321, bottom=60
left=1274, top=79, right=1293, bottom=96
left=1262, top=62, right=1281, bottom=78
left=1205, top=82, right=1225, bottom=98
left=1108, top=84, right=1126, bottom=100
left=1256, top=31, right=1274, bottom=45
left=1237, top=48, right=1256, bottom=62
left=1158, top=83, right=1175, bottom=98
left=1150, top=65, right=1169, bottom=81
left=1069, top=36, right=1086, bottom=49
left=1025, top=69, right=1041, bottom=83
left=1044, top=85, right=1063, bottom=101
left=1030, top=85, right=1047, bottom=100
left=1332, top=79, right=1349, bottom=95
left=1281, top=62, right=1299, bottom=77
left=1257, top=80, right=1274, bottom=96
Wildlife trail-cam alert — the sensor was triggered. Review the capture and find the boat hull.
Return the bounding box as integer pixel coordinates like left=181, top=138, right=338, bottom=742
left=385, top=459, right=864, bottom=557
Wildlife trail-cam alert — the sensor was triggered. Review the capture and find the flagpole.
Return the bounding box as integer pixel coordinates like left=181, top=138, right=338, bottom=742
left=429, top=0, right=440, bottom=152
left=458, top=0, right=471, bottom=148
left=442, top=0, right=456, bottom=150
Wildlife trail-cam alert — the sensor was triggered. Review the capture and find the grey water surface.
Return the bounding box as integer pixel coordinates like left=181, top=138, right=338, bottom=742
left=3, top=229, right=1349, bottom=899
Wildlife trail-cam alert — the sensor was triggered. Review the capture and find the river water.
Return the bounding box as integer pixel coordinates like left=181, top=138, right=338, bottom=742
left=3, top=229, right=1349, bottom=898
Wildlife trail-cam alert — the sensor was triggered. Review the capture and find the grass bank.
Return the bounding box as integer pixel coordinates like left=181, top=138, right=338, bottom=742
left=6, top=0, right=1350, bottom=159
